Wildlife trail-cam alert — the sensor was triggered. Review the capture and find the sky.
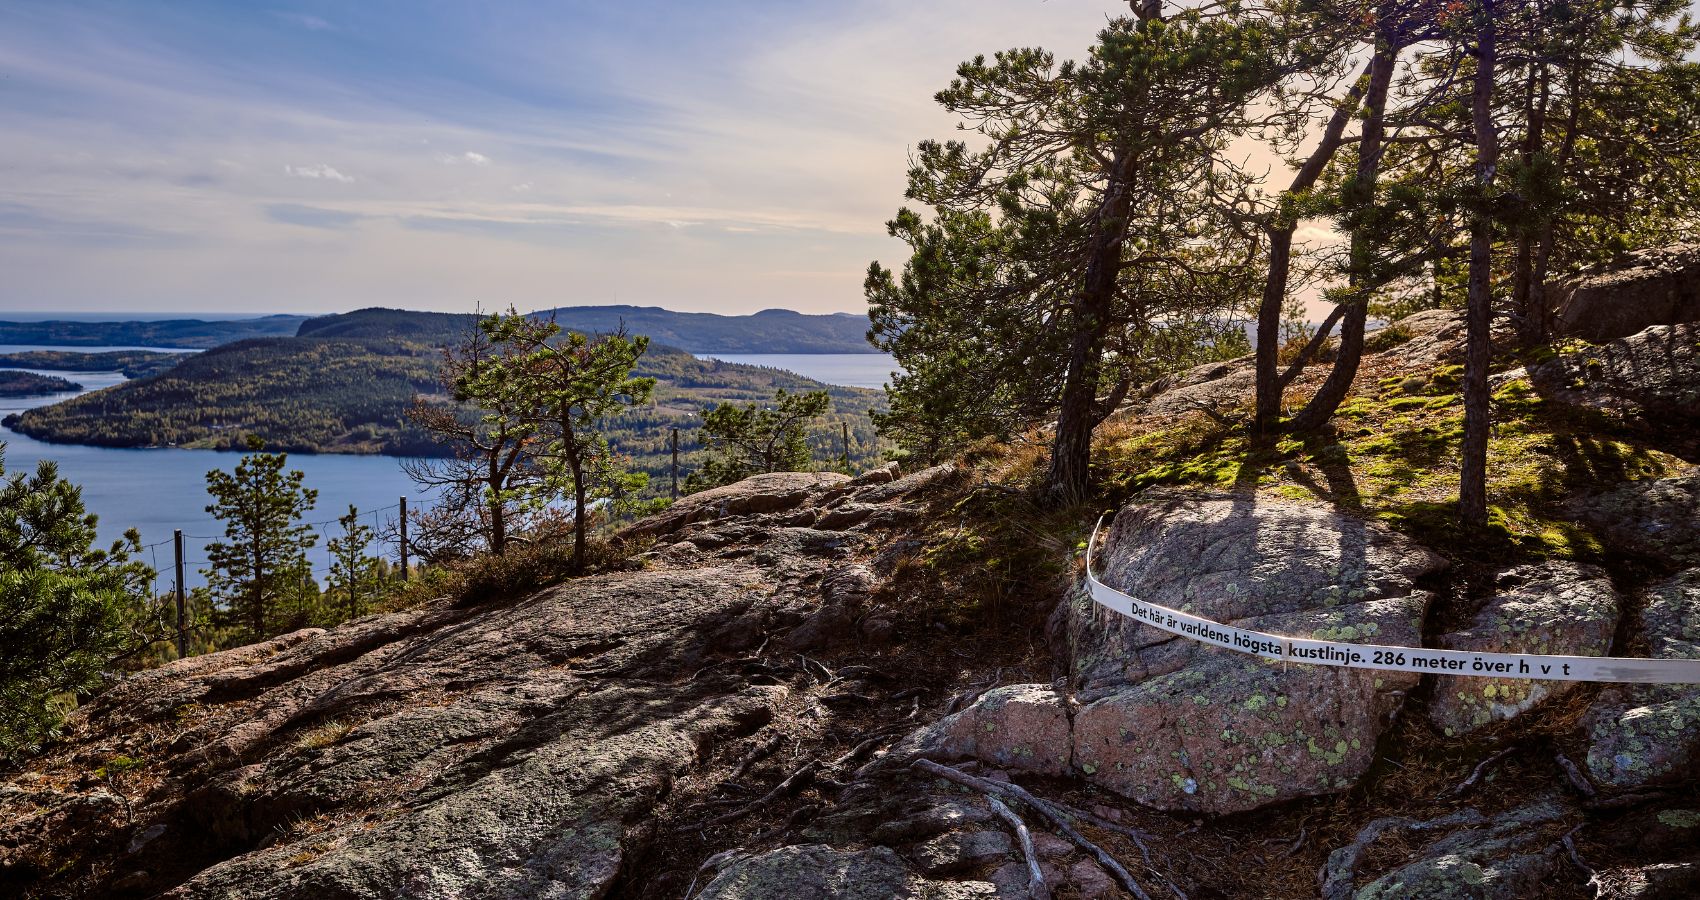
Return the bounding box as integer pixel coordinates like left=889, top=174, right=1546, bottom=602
left=0, top=0, right=1155, bottom=317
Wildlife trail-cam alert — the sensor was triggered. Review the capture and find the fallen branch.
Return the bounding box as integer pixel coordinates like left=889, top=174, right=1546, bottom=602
left=680, top=760, right=819, bottom=831
left=727, top=735, right=782, bottom=783
left=830, top=728, right=903, bottom=770
left=1005, top=791, right=1182, bottom=897
left=987, top=794, right=1051, bottom=900
left=1554, top=752, right=1598, bottom=800
left=1559, top=825, right=1602, bottom=899
left=1443, top=747, right=1516, bottom=799
left=913, top=759, right=1154, bottom=900
left=1283, top=826, right=1307, bottom=859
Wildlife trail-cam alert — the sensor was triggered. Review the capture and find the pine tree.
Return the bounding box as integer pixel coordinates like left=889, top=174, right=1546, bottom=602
left=203, top=435, right=318, bottom=642
left=478, top=312, right=655, bottom=572
left=867, top=3, right=1280, bottom=504
left=0, top=451, right=156, bottom=756
left=326, top=505, right=382, bottom=620
left=689, top=388, right=830, bottom=490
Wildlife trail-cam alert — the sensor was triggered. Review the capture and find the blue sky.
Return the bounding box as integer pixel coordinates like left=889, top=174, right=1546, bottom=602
left=0, top=0, right=1124, bottom=316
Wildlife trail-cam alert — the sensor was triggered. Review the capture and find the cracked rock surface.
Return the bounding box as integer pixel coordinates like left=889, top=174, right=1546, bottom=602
left=0, top=468, right=959, bottom=899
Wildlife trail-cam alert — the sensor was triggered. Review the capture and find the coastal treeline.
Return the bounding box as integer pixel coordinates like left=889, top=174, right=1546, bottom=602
left=870, top=0, right=1700, bottom=522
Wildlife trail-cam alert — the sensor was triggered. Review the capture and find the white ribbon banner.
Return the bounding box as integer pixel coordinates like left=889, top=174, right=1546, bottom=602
left=1085, top=517, right=1700, bottom=685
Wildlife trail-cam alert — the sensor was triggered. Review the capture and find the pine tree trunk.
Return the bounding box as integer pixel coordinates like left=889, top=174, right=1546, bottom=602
left=1284, top=32, right=1398, bottom=434
left=1461, top=0, right=1500, bottom=528
left=1251, top=58, right=1378, bottom=439
left=1253, top=231, right=1293, bottom=440
left=1044, top=151, right=1135, bottom=507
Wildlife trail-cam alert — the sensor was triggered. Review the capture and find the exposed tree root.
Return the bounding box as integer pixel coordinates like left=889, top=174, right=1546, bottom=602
left=1560, top=825, right=1602, bottom=899
left=912, top=759, right=1156, bottom=900
left=1554, top=752, right=1598, bottom=800
left=987, top=794, right=1051, bottom=900
left=678, top=760, right=819, bottom=831
left=1318, top=809, right=1488, bottom=900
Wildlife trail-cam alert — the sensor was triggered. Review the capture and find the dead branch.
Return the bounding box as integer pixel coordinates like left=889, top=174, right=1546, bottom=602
left=727, top=734, right=782, bottom=784
left=1442, top=746, right=1516, bottom=799
left=987, top=794, right=1051, bottom=900
left=830, top=730, right=900, bottom=770
left=1554, top=752, right=1598, bottom=800
left=1559, top=826, right=1602, bottom=899
left=912, top=759, right=1154, bottom=900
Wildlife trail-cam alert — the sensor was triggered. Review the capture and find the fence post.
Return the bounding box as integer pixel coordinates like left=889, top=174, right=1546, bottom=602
left=671, top=427, right=680, bottom=499
left=399, top=496, right=409, bottom=579
left=174, top=529, right=187, bottom=659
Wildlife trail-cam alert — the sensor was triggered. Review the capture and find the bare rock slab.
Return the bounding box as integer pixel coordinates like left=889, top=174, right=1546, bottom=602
left=1585, top=569, right=1700, bottom=792
left=1552, top=243, right=1700, bottom=343
left=1060, top=492, right=1445, bottom=814
left=1429, top=561, right=1620, bottom=736
left=697, top=845, right=926, bottom=900
left=1530, top=322, right=1700, bottom=420
left=1572, top=468, right=1700, bottom=567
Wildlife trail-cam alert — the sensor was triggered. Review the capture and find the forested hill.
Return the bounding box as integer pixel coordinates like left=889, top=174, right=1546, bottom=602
left=296, top=306, right=877, bottom=353
left=531, top=306, right=875, bottom=353
left=0, top=315, right=308, bottom=349
left=4, top=311, right=887, bottom=481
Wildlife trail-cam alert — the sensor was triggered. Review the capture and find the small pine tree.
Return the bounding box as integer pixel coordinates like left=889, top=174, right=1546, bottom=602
left=0, top=452, right=157, bottom=756
left=688, top=388, right=830, bottom=491
left=477, top=311, right=655, bottom=573
left=203, top=436, right=318, bottom=642
left=326, top=505, right=382, bottom=620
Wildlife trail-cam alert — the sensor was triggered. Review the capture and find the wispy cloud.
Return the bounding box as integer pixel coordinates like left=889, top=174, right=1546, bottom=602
left=438, top=150, right=491, bottom=166
left=0, top=1, right=1207, bottom=315
left=283, top=163, right=355, bottom=183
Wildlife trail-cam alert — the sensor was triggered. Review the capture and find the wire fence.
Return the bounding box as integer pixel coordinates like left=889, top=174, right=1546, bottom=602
left=133, top=496, right=438, bottom=598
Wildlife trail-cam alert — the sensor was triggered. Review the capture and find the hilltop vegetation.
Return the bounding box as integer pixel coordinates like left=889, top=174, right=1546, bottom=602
left=4, top=309, right=886, bottom=488
left=0, top=315, right=307, bottom=349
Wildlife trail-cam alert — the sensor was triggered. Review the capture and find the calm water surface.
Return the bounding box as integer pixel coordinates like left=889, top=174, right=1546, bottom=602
left=0, top=354, right=430, bottom=589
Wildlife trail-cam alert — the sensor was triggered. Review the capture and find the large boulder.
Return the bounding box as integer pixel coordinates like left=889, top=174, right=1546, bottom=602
left=1584, top=569, right=1700, bottom=792
left=1376, top=308, right=1467, bottom=368
left=1529, top=323, right=1700, bottom=420
left=1143, top=360, right=1257, bottom=419
left=898, top=684, right=1074, bottom=777
left=1059, top=492, right=1446, bottom=815
left=1429, top=562, right=1620, bottom=736
left=1552, top=244, right=1700, bottom=343
left=1571, top=469, right=1700, bottom=567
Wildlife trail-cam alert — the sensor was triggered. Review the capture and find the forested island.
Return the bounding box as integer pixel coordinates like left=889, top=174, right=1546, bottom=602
left=0, top=371, right=81, bottom=398
left=0, top=350, right=182, bottom=379
left=3, top=308, right=885, bottom=481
